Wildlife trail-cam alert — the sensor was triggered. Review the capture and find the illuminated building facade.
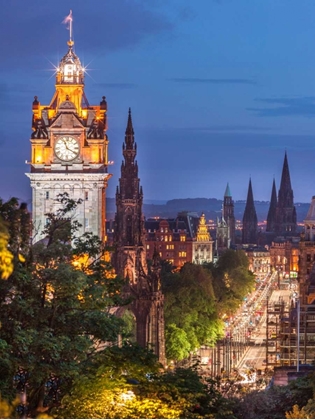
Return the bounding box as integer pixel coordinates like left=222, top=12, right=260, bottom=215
left=192, top=213, right=214, bottom=264
left=145, top=212, right=213, bottom=268
left=244, top=247, right=270, bottom=274
left=26, top=35, right=111, bottom=242
left=269, top=241, right=299, bottom=276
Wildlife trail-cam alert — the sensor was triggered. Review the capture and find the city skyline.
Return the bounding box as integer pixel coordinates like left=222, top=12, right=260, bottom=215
left=2, top=1, right=315, bottom=205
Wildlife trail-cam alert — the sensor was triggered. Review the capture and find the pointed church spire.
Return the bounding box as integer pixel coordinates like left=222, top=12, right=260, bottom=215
left=123, top=109, right=135, bottom=153
left=266, top=178, right=277, bottom=232
left=276, top=151, right=297, bottom=234
left=279, top=151, right=292, bottom=196
left=223, top=183, right=235, bottom=245
left=242, top=178, right=258, bottom=244
left=224, top=183, right=231, bottom=197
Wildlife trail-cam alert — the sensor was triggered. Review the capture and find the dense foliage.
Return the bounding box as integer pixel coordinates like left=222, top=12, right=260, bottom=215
left=162, top=263, right=224, bottom=361
left=0, top=194, right=128, bottom=416
left=232, top=372, right=315, bottom=419
left=206, top=249, right=256, bottom=316
left=55, top=355, right=234, bottom=419
left=161, top=250, right=255, bottom=362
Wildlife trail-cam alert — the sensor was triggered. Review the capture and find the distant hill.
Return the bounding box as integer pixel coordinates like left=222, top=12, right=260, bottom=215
left=106, top=197, right=310, bottom=223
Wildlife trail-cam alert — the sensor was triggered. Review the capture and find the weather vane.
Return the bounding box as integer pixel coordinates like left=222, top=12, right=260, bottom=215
left=62, top=10, right=73, bottom=43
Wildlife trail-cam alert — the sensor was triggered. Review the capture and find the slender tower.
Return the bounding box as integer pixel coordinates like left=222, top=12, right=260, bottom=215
left=26, top=15, right=111, bottom=242
left=275, top=152, right=297, bottom=234
left=266, top=178, right=277, bottom=232
left=113, top=109, right=165, bottom=364
left=223, top=183, right=236, bottom=245
left=242, top=178, right=258, bottom=244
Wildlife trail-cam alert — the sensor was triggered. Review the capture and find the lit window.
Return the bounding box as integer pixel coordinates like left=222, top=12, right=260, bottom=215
left=146, top=244, right=150, bottom=249
left=165, top=236, right=168, bottom=242
left=180, top=235, right=186, bottom=242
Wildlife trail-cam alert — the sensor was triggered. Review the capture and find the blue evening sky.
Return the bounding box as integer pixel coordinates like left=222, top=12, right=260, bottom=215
left=1, top=0, right=315, bottom=204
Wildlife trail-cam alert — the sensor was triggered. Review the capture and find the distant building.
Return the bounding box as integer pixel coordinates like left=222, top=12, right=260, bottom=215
left=192, top=213, right=214, bottom=264
left=244, top=246, right=270, bottom=275
left=223, top=183, right=236, bottom=245
left=216, top=183, right=236, bottom=255
left=269, top=240, right=299, bottom=279
left=145, top=211, right=213, bottom=268
left=266, top=152, right=297, bottom=237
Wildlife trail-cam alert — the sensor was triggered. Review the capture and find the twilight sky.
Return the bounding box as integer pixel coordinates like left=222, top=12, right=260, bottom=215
left=2, top=0, right=315, bottom=205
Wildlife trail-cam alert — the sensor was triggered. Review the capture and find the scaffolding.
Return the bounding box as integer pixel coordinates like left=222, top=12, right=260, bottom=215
left=267, top=298, right=315, bottom=367
left=265, top=297, right=289, bottom=368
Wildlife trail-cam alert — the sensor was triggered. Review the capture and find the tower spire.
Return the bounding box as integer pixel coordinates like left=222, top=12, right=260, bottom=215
left=242, top=178, right=258, bottom=244
left=223, top=182, right=235, bottom=245
left=126, top=107, right=134, bottom=135
left=266, top=178, right=277, bottom=232
left=275, top=151, right=297, bottom=234
left=224, top=182, right=231, bottom=197
left=279, top=151, right=292, bottom=195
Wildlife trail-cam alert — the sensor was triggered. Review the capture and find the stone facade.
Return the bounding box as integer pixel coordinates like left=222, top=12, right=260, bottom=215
left=113, top=110, right=165, bottom=365
left=192, top=213, right=214, bottom=264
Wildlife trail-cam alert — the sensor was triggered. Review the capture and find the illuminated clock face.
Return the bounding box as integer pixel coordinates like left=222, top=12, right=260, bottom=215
left=55, top=136, right=79, bottom=161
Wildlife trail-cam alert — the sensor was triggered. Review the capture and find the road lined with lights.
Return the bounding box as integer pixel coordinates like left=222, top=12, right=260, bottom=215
left=235, top=276, right=292, bottom=374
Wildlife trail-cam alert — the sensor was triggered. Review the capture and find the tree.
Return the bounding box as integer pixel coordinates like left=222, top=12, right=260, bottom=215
left=0, top=218, right=13, bottom=280
left=55, top=351, right=234, bottom=419
left=162, top=263, right=224, bottom=362
left=0, top=194, right=128, bottom=417
left=232, top=372, right=315, bottom=419
left=206, top=249, right=255, bottom=316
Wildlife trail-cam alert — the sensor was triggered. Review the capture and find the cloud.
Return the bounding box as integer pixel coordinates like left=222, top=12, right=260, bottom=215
left=179, top=125, right=275, bottom=133
left=0, top=1, right=174, bottom=70
left=247, top=96, right=315, bottom=117
left=169, top=77, right=257, bottom=85
left=96, top=83, right=138, bottom=90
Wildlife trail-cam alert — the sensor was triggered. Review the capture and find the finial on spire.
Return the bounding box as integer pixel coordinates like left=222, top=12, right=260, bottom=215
left=63, top=10, right=74, bottom=46
left=125, top=107, right=134, bottom=135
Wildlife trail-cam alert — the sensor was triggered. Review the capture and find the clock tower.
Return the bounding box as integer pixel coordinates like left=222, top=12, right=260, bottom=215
left=26, top=36, right=111, bottom=243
